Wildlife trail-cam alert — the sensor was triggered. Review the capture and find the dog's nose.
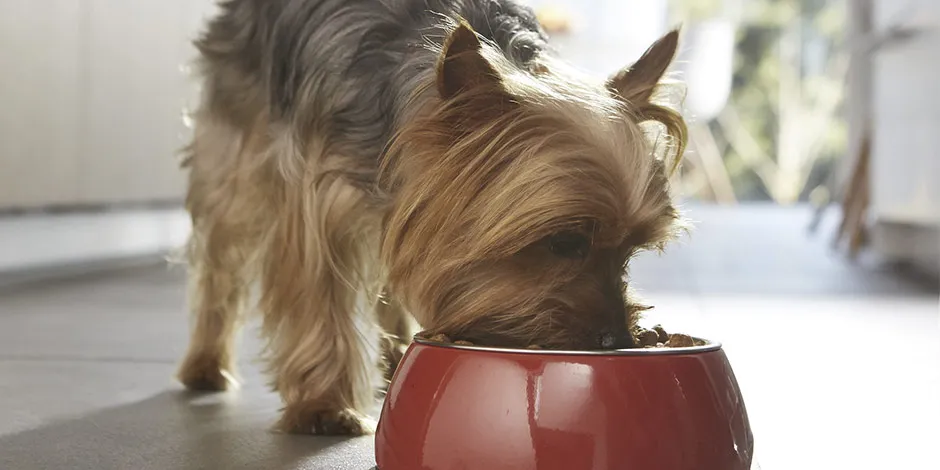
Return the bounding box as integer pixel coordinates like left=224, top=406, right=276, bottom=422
left=598, top=331, right=617, bottom=349
left=596, top=329, right=631, bottom=349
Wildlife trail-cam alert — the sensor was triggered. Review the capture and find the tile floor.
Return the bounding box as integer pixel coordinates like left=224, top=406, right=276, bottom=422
left=0, top=205, right=936, bottom=470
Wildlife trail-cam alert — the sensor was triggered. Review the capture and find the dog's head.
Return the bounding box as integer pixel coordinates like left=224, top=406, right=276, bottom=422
left=381, top=23, right=686, bottom=350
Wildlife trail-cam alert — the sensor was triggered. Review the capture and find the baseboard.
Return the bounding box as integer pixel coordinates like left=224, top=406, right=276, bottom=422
left=0, top=254, right=176, bottom=290
left=871, top=220, right=939, bottom=277
left=0, top=208, right=190, bottom=285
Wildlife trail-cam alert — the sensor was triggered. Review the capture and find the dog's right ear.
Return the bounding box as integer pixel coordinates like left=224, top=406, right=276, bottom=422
left=436, top=20, right=503, bottom=99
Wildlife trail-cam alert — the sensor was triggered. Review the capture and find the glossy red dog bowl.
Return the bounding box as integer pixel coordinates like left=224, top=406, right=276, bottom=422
left=375, top=337, right=753, bottom=470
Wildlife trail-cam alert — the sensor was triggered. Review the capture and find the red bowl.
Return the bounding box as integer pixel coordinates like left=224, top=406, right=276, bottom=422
left=375, top=337, right=754, bottom=470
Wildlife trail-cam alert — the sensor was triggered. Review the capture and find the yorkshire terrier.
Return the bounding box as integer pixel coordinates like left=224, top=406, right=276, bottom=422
left=177, top=0, right=687, bottom=435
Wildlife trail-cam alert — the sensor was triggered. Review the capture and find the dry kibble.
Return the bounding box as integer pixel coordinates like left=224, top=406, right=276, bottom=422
left=652, top=324, right=670, bottom=343
left=637, top=329, right=660, bottom=347
left=665, top=333, right=695, bottom=348
left=427, top=333, right=451, bottom=343
left=422, top=327, right=705, bottom=350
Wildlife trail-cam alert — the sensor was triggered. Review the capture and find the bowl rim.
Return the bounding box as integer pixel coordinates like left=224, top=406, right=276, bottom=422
left=411, top=336, right=722, bottom=356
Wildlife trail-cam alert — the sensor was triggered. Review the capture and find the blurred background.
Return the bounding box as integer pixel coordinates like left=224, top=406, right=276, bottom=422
left=0, top=1, right=937, bottom=469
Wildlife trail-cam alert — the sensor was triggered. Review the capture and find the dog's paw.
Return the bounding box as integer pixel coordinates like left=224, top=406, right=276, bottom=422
left=279, top=407, right=376, bottom=436
left=177, top=354, right=238, bottom=392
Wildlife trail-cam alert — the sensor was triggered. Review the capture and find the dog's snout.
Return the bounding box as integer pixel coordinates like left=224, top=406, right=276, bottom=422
left=596, top=329, right=631, bottom=350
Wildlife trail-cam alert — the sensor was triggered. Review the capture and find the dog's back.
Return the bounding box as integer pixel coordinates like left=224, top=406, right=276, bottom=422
left=179, top=0, right=553, bottom=433
left=193, top=0, right=547, bottom=162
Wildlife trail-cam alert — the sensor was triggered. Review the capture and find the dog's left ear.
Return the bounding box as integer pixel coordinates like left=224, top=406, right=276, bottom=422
left=608, top=29, right=687, bottom=174
left=607, top=29, right=680, bottom=105
left=437, top=20, right=503, bottom=99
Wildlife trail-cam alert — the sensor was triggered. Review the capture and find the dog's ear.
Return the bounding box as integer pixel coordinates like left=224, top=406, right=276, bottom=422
left=607, top=29, right=680, bottom=105
left=437, top=20, right=502, bottom=99
left=608, top=29, right=687, bottom=174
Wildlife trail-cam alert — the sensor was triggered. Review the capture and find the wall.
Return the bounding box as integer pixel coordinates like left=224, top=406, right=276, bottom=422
left=0, top=1, right=671, bottom=210
left=0, top=0, right=214, bottom=209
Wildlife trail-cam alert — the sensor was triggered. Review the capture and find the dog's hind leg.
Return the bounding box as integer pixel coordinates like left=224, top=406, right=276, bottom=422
left=177, top=116, right=270, bottom=392
left=260, top=163, right=382, bottom=435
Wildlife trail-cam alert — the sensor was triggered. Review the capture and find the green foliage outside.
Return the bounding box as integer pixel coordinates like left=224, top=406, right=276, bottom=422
left=672, top=0, right=848, bottom=203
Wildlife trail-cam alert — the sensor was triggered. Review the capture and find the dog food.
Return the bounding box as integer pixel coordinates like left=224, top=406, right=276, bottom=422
left=423, top=327, right=705, bottom=350
left=425, top=333, right=475, bottom=346
left=652, top=325, right=670, bottom=343
left=637, top=329, right=660, bottom=347
left=425, top=333, right=537, bottom=348
left=636, top=325, right=706, bottom=348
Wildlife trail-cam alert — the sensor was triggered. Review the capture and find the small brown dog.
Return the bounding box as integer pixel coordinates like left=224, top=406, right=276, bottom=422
left=177, top=0, right=687, bottom=435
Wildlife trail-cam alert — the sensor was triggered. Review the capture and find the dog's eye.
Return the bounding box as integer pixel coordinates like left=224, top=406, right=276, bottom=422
left=549, top=232, right=590, bottom=259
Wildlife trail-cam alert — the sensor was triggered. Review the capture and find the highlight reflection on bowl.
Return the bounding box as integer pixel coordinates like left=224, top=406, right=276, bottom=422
left=375, top=338, right=753, bottom=470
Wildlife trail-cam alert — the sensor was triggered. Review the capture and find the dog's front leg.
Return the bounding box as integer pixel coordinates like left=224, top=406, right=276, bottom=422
left=261, top=176, right=379, bottom=436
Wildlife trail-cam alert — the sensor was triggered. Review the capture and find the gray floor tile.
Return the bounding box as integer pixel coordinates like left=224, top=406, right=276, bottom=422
left=0, top=266, right=267, bottom=363
left=0, top=360, right=375, bottom=470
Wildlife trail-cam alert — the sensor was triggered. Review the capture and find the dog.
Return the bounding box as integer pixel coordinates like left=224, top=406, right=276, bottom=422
left=177, top=0, right=687, bottom=435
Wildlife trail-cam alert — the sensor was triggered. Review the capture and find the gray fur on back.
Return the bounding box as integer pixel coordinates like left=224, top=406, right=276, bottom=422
left=194, top=0, right=549, bottom=184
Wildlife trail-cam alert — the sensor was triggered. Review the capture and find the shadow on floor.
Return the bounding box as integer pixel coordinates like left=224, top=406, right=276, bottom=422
left=0, top=390, right=375, bottom=470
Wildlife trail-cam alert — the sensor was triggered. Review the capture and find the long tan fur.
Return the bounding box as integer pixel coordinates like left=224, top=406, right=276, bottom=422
left=178, top=0, right=687, bottom=436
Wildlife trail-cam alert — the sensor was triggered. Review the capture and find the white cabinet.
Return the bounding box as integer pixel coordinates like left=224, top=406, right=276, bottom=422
left=870, top=0, right=940, bottom=227
left=867, top=0, right=939, bottom=265
left=0, top=0, right=85, bottom=207
left=0, top=0, right=215, bottom=209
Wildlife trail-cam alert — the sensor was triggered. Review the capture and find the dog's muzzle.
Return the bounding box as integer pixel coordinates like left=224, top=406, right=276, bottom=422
left=597, top=329, right=632, bottom=349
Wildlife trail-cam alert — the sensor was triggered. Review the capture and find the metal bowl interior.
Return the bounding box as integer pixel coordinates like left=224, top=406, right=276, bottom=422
left=411, top=335, right=721, bottom=356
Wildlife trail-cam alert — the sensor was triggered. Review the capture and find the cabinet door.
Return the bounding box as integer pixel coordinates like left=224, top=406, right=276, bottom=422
left=871, top=0, right=940, bottom=225
left=77, top=0, right=211, bottom=205
left=0, top=0, right=215, bottom=209
left=0, top=0, right=84, bottom=208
